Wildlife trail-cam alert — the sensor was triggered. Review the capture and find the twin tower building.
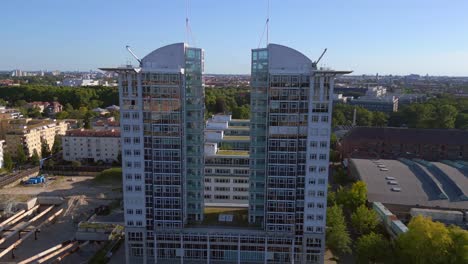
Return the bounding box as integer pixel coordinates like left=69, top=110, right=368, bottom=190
left=102, top=43, right=350, bottom=264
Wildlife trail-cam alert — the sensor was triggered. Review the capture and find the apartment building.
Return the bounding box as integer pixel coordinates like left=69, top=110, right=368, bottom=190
left=103, top=43, right=350, bottom=264
left=5, top=119, right=68, bottom=157
left=62, top=129, right=120, bottom=163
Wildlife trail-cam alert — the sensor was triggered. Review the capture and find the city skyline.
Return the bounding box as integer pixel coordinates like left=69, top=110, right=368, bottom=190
left=2, top=0, right=468, bottom=76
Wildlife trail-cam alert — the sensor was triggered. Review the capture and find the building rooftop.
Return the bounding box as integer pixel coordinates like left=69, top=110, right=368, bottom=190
left=351, top=158, right=468, bottom=210
left=6, top=119, right=65, bottom=134
left=65, top=129, right=120, bottom=137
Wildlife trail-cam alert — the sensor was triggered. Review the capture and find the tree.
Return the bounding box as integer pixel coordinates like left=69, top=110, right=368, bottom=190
left=30, top=150, right=40, bottom=166
left=215, top=97, right=228, bottom=113
left=52, top=135, right=62, bottom=154
left=356, top=232, right=391, bottom=264
left=351, top=205, right=379, bottom=235
left=348, top=181, right=367, bottom=210
left=55, top=111, right=69, bottom=119
left=326, top=205, right=352, bottom=255
left=396, top=215, right=453, bottom=264
left=41, top=140, right=51, bottom=158
left=71, top=160, right=81, bottom=167
left=332, top=110, right=347, bottom=127
left=3, top=153, right=13, bottom=172
left=16, top=145, right=27, bottom=165
left=434, top=104, right=458, bottom=128
left=446, top=225, right=468, bottom=264
left=372, top=112, right=388, bottom=127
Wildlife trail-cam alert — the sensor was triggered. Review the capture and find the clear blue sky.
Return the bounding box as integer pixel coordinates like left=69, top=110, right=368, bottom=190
left=2, top=0, right=468, bottom=75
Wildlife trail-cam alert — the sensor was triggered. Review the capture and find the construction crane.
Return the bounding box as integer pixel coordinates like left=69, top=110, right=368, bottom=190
left=126, top=45, right=142, bottom=66
left=312, top=48, right=327, bottom=69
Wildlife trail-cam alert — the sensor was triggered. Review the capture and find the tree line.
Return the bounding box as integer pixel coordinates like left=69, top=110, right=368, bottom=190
left=332, top=95, right=468, bottom=129
left=325, top=180, right=468, bottom=263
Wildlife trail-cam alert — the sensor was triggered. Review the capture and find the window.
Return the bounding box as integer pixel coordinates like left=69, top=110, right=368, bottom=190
left=132, top=112, right=139, bottom=119
left=311, top=115, right=319, bottom=122
left=126, top=174, right=132, bottom=180
left=321, top=116, right=328, bottom=122
left=127, top=209, right=134, bottom=214
left=126, top=185, right=133, bottom=191
left=123, top=125, right=130, bottom=132
left=309, top=166, right=317, bottom=172
left=320, top=141, right=328, bottom=148
left=310, top=154, right=317, bottom=160
left=136, top=209, right=142, bottom=215
left=310, top=141, right=318, bottom=148
left=135, top=186, right=142, bottom=191
left=319, top=154, right=327, bottom=160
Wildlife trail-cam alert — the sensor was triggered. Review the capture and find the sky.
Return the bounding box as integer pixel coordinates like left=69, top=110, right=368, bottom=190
left=2, top=0, right=468, bottom=76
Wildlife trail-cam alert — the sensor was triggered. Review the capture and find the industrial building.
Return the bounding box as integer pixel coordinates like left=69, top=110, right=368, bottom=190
left=349, top=158, right=468, bottom=224
left=102, top=43, right=350, bottom=264
left=341, top=127, right=468, bottom=161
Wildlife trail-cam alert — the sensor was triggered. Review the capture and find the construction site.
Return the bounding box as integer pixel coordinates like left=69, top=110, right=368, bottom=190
left=0, top=174, right=124, bottom=263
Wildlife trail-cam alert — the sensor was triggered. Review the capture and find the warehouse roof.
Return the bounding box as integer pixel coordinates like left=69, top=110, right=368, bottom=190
left=350, top=158, right=468, bottom=210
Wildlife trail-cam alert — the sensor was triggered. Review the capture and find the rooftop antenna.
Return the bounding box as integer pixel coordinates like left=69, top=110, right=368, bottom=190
left=312, top=48, right=327, bottom=69
left=126, top=45, right=142, bottom=66
left=257, top=0, right=270, bottom=48
left=185, top=0, right=196, bottom=46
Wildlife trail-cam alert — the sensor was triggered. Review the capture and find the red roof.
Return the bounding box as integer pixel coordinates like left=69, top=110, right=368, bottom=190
left=65, top=129, right=120, bottom=137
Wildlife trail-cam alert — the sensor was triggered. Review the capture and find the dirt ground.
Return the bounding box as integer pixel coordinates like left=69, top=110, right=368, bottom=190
left=0, top=175, right=123, bottom=263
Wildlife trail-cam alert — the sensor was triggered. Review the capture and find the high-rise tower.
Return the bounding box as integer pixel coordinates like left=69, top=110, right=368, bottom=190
left=103, top=43, right=350, bottom=264
left=250, top=44, right=351, bottom=262
left=102, top=43, right=205, bottom=263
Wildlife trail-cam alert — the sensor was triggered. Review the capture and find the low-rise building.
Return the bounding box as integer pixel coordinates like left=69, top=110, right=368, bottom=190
left=0, top=106, right=22, bottom=119
left=5, top=119, right=68, bottom=157
left=204, top=115, right=250, bottom=207
left=62, top=78, right=100, bottom=87
left=25, top=101, right=63, bottom=115
left=341, top=127, right=468, bottom=161
left=348, top=95, right=398, bottom=113
left=349, top=158, right=468, bottom=222
left=62, top=129, right=120, bottom=163
left=91, top=117, right=120, bottom=131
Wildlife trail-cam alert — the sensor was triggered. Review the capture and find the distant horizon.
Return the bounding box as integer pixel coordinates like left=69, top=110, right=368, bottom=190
left=2, top=69, right=468, bottom=78
left=2, top=1, right=468, bottom=76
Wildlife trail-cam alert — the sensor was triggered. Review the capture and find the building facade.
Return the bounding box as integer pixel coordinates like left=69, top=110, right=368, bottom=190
left=62, top=129, right=120, bottom=163
left=249, top=44, right=350, bottom=263
left=204, top=115, right=250, bottom=207
left=104, top=43, right=349, bottom=264
left=0, top=140, right=4, bottom=169
left=340, top=127, right=468, bottom=161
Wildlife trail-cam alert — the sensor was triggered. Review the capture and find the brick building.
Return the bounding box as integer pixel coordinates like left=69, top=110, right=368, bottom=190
left=340, top=127, right=468, bottom=161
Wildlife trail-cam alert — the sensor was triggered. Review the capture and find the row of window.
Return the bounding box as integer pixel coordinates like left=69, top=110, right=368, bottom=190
left=204, top=194, right=248, bottom=200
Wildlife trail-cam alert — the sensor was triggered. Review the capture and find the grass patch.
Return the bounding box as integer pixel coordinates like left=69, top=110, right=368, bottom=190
left=216, top=150, right=249, bottom=156
left=223, top=135, right=250, bottom=141
left=199, top=207, right=252, bottom=228
left=94, top=168, right=122, bottom=185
